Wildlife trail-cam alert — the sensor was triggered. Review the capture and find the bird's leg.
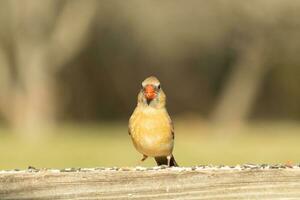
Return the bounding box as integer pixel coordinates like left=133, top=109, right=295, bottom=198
left=167, top=155, right=171, bottom=167
left=137, top=155, right=148, bottom=166
left=141, top=155, right=148, bottom=162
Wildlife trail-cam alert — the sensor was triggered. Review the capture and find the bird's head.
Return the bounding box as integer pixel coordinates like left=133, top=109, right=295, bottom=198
left=138, top=76, right=166, bottom=108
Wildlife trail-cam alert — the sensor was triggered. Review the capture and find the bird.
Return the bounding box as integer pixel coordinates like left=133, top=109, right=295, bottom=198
left=128, top=76, right=178, bottom=167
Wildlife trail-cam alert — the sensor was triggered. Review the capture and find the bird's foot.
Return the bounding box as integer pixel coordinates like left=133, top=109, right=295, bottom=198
left=137, top=155, right=148, bottom=166
left=167, top=155, right=172, bottom=167
left=141, top=155, right=148, bottom=162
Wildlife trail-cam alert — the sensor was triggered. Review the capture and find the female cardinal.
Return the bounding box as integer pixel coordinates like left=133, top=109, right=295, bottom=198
left=128, top=76, right=178, bottom=167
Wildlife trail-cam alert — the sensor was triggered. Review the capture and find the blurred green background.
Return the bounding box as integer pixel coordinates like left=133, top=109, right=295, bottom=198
left=0, top=0, right=300, bottom=169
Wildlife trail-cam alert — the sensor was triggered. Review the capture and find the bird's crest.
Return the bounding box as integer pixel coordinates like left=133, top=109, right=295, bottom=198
left=142, top=76, right=160, bottom=87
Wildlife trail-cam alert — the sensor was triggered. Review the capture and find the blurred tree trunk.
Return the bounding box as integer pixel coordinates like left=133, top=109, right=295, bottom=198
left=13, top=43, right=56, bottom=135
left=0, top=0, right=98, bottom=137
left=211, top=37, right=269, bottom=125
left=0, top=45, right=13, bottom=122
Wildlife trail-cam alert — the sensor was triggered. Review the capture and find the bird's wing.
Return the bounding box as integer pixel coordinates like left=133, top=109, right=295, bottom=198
left=169, top=117, right=175, bottom=139
left=128, top=117, right=133, bottom=135
left=128, top=111, right=135, bottom=135
left=128, top=126, right=131, bottom=135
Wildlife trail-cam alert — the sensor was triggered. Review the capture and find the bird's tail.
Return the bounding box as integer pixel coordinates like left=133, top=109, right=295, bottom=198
left=155, top=155, right=178, bottom=167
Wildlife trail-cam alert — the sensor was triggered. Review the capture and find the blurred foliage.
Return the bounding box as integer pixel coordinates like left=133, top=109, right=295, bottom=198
left=57, top=0, right=300, bottom=121
left=0, top=0, right=300, bottom=125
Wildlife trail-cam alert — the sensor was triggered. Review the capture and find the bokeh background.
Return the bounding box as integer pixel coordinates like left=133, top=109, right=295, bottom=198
left=0, top=0, right=300, bottom=169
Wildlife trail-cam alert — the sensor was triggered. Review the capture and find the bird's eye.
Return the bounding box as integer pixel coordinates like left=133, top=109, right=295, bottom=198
left=157, top=84, right=161, bottom=89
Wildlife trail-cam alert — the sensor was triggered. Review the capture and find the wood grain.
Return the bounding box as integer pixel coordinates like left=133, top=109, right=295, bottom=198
left=0, top=166, right=300, bottom=199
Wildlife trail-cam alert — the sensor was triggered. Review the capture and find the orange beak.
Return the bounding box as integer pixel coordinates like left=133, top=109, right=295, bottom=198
left=144, top=85, right=156, bottom=100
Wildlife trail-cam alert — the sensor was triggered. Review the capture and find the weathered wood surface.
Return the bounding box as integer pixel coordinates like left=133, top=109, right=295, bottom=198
left=1, top=165, right=300, bottom=199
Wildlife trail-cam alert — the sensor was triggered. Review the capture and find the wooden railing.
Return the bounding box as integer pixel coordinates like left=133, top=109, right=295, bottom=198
left=0, top=165, right=300, bottom=199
